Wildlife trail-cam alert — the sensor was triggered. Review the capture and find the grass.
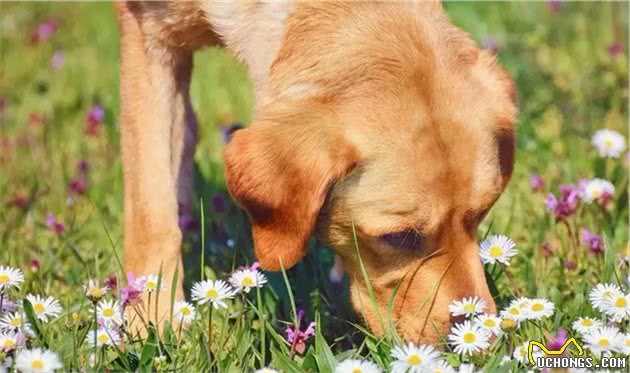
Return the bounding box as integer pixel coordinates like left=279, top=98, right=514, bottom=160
left=0, top=1, right=628, bottom=372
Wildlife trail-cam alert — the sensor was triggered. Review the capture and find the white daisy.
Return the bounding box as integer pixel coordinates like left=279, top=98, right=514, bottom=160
left=83, top=279, right=108, bottom=302
left=513, top=341, right=544, bottom=363
left=0, top=331, right=18, bottom=352
left=500, top=301, right=527, bottom=322
left=479, top=235, right=517, bottom=265
left=191, top=280, right=235, bottom=309
left=229, top=268, right=268, bottom=293
left=523, top=298, right=555, bottom=320
left=584, top=326, right=623, bottom=355
left=448, top=296, right=487, bottom=317
left=15, top=348, right=63, bottom=373
left=254, top=369, right=280, bottom=373
left=173, top=300, right=196, bottom=324
left=580, top=178, right=615, bottom=204
left=589, top=283, right=623, bottom=312
left=96, top=299, right=123, bottom=326
left=592, top=129, right=626, bottom=158
left=620, top=333, right=630, bottom=355
left=0, top=312, right=33, bottom=335
left=390, top=343, right=441, bottom=372
left=427, top=360, right=456, bottom=373
left=0, top=266, right=24, bottom=291
left=85, top=327, right=121, bottom=347
left=572, top=317, right=604, bottom=335
left=140, top=274, right=165, bottom=294
left=25, top=294, right=62, bottom=322
left=457, top=363, right=481, bottom=373
left=474, top=314, right=502, bottom=336
left=601, top=292, right=630, bottom=322
left=447, top=321, right=490, bottom=355
left=335, top=358, right=382, bottom=373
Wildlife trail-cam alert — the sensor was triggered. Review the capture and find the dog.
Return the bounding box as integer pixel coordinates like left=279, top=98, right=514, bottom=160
left=116, top=1, right=516, bottom=343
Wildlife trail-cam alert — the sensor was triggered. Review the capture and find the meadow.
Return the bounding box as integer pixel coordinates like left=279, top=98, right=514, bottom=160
left=0, top=2, right=628, bottom=372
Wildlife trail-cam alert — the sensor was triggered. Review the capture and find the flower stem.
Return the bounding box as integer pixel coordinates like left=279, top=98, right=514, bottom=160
left=207, top=305, right=213, bottom=356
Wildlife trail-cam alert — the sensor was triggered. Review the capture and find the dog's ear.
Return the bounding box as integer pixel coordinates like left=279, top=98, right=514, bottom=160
left=223, top=101, right=358, bottom=270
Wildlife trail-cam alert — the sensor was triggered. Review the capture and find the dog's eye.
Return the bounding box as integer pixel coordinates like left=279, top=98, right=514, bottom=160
left=380, top=230, right=423, bottom=250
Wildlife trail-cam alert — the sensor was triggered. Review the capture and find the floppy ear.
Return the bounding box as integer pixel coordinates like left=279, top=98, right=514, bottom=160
left=223, top=102, right=359, bottom=270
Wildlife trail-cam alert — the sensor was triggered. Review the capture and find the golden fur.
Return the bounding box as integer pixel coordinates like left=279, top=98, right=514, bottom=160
left=116, top=0, right=516, bottom=343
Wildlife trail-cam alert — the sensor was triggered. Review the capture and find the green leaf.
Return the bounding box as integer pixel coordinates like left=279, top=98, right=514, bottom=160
left=139, top=324, right=159, bottom=373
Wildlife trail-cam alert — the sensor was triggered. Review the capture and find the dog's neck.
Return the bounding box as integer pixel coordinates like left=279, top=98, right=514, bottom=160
left=202, top=2, right=295, bottom=105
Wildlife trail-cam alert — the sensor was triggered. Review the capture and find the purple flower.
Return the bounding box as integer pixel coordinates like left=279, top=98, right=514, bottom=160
left=77, top=160, right=90, bottom=174
left=178, top=213, right=199, bottom=232
left=212, top=193, right=225, bottom=213
left=45, top=213, right=65, bottom=234
left=30, top=259, right=41, bottom=272
left=30, top=19, right=57, bottom=44
left=580, top=228, right=604, bottom=255
left=547, top=0, right=562, bottom=13
left=564, top=260, right=576, bottom=271
left=68, top=178, right=87, bottom=196
left=285, top=309, right=316, bottom=354
left=8, top=192, right=29, bottom=209
left=120, top=272, right=146, bottom=307
left=547, top=329, right=568, bottom=351
left=545, top=184, right=579, bottom=220
left=482, top=37, right=501, bottom=54
left=608, top=42, right=623, bottom=59
left=530, top=173, right=545, bottom=192
left=51, top=50, right=65, bottom=70
left=105, top=273, right=118, bottom=291
left=85, top=105, right=104, bottom=136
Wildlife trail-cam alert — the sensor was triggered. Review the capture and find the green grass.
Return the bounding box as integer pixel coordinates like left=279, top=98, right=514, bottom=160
left=0, top=2, right=628, bottom=372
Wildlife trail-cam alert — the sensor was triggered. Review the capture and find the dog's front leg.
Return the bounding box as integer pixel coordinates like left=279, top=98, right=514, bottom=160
left=117, top=7, right=194, bottom=329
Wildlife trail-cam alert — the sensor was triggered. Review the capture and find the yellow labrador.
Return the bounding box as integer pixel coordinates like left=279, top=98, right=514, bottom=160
left=116, top=1, right=516, bottom=343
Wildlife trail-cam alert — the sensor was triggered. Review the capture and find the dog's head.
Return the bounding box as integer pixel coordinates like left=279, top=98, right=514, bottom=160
left=223, top=2, right=516, bottom=343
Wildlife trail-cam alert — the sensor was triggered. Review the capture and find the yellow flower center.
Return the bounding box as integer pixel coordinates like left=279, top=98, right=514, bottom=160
left=31, top=359, right=44, bottom=369
left=604, top=138, right=613, bottom=149
left=614, top=297, right=626, bottom=308
left=463, top=304, right=475, bottom=313
left=406, top=354, right=422, bottom=366
left=501, top=318, right=516, bottom=330
left=603, top=291, right=612, bottom=299
left=626, top=339, right=630, bottom=347
left=146, top=281, right=157, bottom=290
left=463, top=332, right=476, bottom=344
left=10, top=317, right=22, bottom=327
left=483, top=319, right=496, bottom=327
left=98, top=334, right=110, bottom=344
left=598, top=338, right=609, bottom=347
left=531, top=303, right=544, bottom=312
left=206, top=289, right=218, bottom=299
left=181, top=307, right=191, bottom=316
left=509, top=307, right=520, bottom=315
left=103, top=308, right=114, bottom=317
left=88, top=287, right=102, bottom=298
left=581, top=319, right=593, bottom=326
left=242, top=276, right=255, bottom=287
left=0, top=274, right=9, bottom=284
left=591, top=187, right=602, bottom=199
left=352, top=369, right=362, bottom=373
left=489, top=246, right=503, bottom=258
left=33, top=303, right=45, bottom=314
left=2, top=339, right=15, bottom=349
